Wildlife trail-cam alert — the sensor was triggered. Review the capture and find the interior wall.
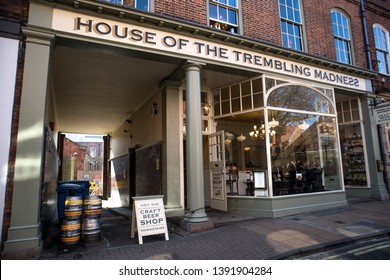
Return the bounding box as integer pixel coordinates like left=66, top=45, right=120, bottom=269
left=110, top=93, right=163, bottom=158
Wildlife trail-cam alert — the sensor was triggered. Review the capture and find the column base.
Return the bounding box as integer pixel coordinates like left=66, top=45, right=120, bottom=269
left=185, top=219, right=214, bottom=234
left=184, top=212, right=209, bottom=223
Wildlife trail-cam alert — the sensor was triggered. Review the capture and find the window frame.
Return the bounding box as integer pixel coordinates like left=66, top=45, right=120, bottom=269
left=101, top=0, right=154, bottom=12
left=373, top=24, right=390, bottom=75
left=331, top=9, right=353, bottom=65
left=278, top=0, right=305, bottom=51
left=208, top=0, right=242, bottom=34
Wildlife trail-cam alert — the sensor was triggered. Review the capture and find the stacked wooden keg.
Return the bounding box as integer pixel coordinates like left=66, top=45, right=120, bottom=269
left=60, top=195, right=102, bottom=245
left=81, top=195, right=102, bottom=243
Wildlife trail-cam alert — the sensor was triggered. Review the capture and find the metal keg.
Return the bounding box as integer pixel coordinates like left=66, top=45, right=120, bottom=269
left=64, top=196, right=83, bottom=220
left=60, top=219, right=81, bottom=245
left=81, top=218, right=101, bottom=243
left=83, top=195, right=102, bottom=219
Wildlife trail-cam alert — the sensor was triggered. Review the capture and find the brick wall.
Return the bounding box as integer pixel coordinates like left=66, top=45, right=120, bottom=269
left=62, top=138, right=87, bottom=180
left=1, top=0, right=29, bottom=252
left=155, top=0, right=207, bottom=25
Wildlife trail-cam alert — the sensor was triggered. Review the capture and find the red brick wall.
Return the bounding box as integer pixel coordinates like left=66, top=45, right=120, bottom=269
left=1, top=0, right=29, bottom=252
left=155, top=0, right=207, bottom=25
left=63, top=138, right=87, bottom=180
left=241, top=0, right=282, bottom=46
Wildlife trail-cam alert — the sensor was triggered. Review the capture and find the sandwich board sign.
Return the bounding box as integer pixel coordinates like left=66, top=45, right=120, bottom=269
left=131, top=195, right=169, bottom=244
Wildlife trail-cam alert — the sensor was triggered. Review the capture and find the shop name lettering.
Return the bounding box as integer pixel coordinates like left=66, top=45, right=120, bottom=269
left=75, top=17, right=360, bottom=87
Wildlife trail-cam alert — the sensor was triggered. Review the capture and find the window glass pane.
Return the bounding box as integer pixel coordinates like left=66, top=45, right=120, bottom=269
left=271, top=112, right=342, bottom=195
left=294, top=10, right=301, bottom=23
left=228, top=0, right=237, bottom=7
left=265, top=78, right=276, bottom=91
left=231, top=84, right=240, bottom=98
left=228, top=9, right=237, bottom=25
left=268, top=85, right=334, bottom=114
left=253, top=93, right=263, bottom=108
left=213, top=91, right=220, bottom=102
left=295, top=37, right=302, bottom=51
left=339, top=125, right=366, bottom=186
left=252, top=78, right=263, bottom=93
left=343, top=111, right=351, bottom=122
left=221, top=87, right=230, bottom=101
left=287, top=8, right=294, bottom=21
left=242, top=96, right=252, bottom=110
left=241, top=81, right=251, bottom=95
left=350, top=99, right=358, bottom=109
left=221, top=100, right=230, bottom=114
left=214, top=103, right=221, bottom=116
left=338, top=111, right=343, bottom=123
left=231, top=98, right=241, bottom=112
left=136, top=0, right=149, bottom=11
left=219, top=6, right=228, bottom=22
left=209, top=4, right=218, bottom=19
left=282, top=34, right=289, bottom=47
left=107, top=0, right=123, bottom=4
left=280, top=5, right=287, bottom=18
left=351, top=110, right=360, bottom=121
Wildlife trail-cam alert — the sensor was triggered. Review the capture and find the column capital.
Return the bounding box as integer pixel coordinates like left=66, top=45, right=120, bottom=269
left=183, top=60, right=206, bottom=71
left=159, top=79, right=182, bottom=91
left=22, top=26, right=55, bottom=46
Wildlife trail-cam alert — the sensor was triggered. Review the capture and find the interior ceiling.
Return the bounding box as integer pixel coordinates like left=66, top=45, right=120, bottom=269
left=51, top=43, right=252, bottom=135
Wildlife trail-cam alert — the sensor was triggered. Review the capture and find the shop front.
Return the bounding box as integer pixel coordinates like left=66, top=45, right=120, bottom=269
left=208, top=75, right=350, bottom=217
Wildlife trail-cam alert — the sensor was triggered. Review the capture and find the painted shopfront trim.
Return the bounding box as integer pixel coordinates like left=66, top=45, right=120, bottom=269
left=51, top=8, right=370, bottom=92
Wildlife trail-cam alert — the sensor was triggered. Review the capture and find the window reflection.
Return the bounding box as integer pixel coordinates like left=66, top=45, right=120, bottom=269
left=268, top=85, right=334, bottom=114
left=270, top=112, right=342, bottom=196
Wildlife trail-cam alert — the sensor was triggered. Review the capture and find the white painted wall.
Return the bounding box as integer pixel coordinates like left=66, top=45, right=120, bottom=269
left=0, top=37, right=19, bottom=244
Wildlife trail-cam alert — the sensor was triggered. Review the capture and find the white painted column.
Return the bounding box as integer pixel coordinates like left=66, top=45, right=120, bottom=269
left=183, top=61, right=209, bottom=222
left=3, top=28, right=54, bottom=255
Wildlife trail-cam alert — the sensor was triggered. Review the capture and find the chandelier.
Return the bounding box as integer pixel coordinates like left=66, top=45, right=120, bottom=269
left=249, top=120, right=278, bottom=140
left=249, top=124, right=265, bottom=140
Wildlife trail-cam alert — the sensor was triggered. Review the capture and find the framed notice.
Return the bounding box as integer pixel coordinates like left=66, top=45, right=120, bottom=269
left=254, top=170, right=266, bottom=189
left=211, top=170, right=224, bottom=199
left=131, top=195, right=169, bottom=245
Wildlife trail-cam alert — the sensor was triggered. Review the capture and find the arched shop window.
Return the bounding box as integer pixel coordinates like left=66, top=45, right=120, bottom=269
left=213, top=76, right=343, bottom=197
left=267, top=83, right=342, bottom=196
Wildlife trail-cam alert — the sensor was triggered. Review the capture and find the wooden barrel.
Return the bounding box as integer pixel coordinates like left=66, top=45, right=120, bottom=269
left=60, top=219, right=81, bottom=245
left=81, top=218, right=101, bottom=243
left=64, top=196, right=83, bottom=220
left=83, top=195, right=102, bottom=219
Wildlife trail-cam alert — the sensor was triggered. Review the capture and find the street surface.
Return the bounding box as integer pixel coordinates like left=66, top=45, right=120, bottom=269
left=297, top=236, right=390, bottom=260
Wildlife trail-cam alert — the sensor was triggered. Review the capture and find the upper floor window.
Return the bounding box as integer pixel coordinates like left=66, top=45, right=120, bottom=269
left=102, top=0, right=151, bottom=12
left=278, top=0, right=303, bottom=51
left=135, top=0, right=149, bottom=11
left=208, top=0, right=239, bottom=33
left=331, top=10, right=352, bottom=64
left=373, top=25, right=390, bottom=74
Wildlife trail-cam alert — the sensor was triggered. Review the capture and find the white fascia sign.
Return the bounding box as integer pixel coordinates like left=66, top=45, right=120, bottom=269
left=52, top=9, right=369, bottom=91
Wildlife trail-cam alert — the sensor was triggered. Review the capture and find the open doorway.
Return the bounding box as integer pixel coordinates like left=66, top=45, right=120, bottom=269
left=58, top=133, right=106, bottom=197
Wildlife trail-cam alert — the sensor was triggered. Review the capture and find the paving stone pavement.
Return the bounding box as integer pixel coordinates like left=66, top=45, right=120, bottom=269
left=35, top=198, right=390, bottom=260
